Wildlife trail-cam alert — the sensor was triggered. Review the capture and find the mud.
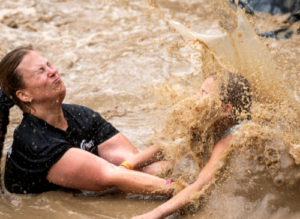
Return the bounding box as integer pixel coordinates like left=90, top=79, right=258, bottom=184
left=189, top=123, right=300, bottom=219
left=1, top=0, right=300, bottom=218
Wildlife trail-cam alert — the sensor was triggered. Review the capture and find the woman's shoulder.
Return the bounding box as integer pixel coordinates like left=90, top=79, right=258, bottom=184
left=12, top=115, right=45, bottom=148
left=13, top=112, right=65, bottom=146
left=14, top=113, right=38, bottom=135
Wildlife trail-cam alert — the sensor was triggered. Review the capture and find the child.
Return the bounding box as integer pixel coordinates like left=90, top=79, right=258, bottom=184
left=125, top=72, right=252, bottom=219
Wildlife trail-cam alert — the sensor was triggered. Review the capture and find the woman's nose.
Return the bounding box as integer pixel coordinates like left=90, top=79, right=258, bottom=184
left=47, top=67, right=57, bottom=77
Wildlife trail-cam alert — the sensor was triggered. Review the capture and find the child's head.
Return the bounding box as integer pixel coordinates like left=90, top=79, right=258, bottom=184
left=197, top=71, right=252, bottom=124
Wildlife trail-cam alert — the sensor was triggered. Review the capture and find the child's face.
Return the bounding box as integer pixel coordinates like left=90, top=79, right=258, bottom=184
left=194, top=77, right=215, bottom=100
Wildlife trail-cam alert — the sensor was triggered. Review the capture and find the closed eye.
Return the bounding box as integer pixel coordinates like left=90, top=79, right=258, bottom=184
left=39, top=67, right=45, bottom=72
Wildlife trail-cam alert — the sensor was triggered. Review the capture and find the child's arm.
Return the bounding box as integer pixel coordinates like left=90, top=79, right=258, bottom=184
left=132, top=134, right=232, bottom=219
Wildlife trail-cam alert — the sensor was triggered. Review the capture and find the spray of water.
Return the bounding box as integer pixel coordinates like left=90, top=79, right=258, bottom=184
left=146, top=0, right=300, bottom=216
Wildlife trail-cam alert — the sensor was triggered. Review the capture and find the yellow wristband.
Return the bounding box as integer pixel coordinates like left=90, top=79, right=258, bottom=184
left=119, top=161, right=133, bottom=170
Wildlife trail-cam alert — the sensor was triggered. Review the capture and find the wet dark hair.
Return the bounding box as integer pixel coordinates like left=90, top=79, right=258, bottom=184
left=0, top=45, right=34, bottom=113
left=209, top=71, right=252, bottom=123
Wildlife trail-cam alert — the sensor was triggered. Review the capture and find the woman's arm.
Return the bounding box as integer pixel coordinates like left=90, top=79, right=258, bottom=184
left=132, top=135, right=232, bottom=219
left=125, top=145, right=171, bottom=175
left=47, top=148, right=172, bottom=196
left=97, top=133, right=139, bottom=166
left=126, top=145, right=164, bottom=170
left=97, top=133, right=164, bottom=170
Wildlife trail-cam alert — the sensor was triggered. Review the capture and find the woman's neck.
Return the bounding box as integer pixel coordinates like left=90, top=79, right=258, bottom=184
left=31, top=103, right=68, bottom=131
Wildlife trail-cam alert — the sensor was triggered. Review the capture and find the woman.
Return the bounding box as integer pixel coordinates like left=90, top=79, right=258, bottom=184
left=129, top=72, right=252, bottom=218
left=0, top=45, right=174, bottom=195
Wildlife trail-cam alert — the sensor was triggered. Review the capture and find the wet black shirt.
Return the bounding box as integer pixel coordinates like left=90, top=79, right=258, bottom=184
left=4, top=104, right=119, bottom=194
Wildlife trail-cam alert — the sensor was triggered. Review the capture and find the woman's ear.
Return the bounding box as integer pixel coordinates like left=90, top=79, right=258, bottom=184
left=16, top=90, right=32, bottom=103
left=223, top=103, right=233, bottom=115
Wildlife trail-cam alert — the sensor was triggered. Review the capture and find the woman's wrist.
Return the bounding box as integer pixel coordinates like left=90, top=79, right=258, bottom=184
left=122, top=159, right=134, bottom=170
left=126, top=156, right=142, bottom=170
left=119, top=157, right=139, bottom=170
left=119, top=161, right=133, bottom=170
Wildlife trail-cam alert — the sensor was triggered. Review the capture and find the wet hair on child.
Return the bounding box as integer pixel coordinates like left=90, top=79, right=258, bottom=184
left=209, top=71, right=252, bottom=123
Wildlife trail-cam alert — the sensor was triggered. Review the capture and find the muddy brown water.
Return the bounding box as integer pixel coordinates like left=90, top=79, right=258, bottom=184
left=1, top=0, right=300, bottom=218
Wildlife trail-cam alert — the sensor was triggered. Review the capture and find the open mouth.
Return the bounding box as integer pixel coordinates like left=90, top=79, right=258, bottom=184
left=53, top=77, right=60, bottom=84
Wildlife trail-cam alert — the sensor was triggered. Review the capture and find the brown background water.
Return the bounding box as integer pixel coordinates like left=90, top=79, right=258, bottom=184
left=1, top=0, right=300, bottom=218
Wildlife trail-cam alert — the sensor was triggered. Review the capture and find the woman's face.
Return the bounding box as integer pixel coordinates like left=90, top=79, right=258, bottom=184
left=16, top=51, right=66, bottom=105
left=194, top=77, right=215, bottom=100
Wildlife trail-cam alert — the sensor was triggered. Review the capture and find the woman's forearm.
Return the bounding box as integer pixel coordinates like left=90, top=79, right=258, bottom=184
left=127, top=145, right=163, bottom=169
left=111, top=167, right=172, bottom=196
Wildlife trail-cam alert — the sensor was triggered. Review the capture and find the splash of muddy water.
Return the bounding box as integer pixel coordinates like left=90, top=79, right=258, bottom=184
left=1, top=0, right=300, bottom=218
left=148, top=1, right=300, bottom=218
